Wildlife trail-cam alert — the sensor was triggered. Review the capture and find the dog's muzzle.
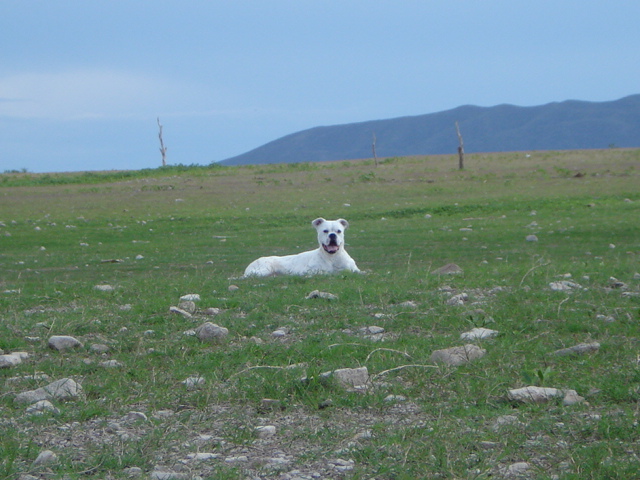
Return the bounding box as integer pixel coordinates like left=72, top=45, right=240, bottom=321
left=323, top=233, right=340, bottom=254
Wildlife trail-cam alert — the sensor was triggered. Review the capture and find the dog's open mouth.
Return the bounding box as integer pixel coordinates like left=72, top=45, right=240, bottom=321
left=323, top=243, right=340, bottom=254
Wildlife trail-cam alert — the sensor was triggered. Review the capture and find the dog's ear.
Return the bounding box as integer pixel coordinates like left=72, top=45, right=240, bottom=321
left=312, top=218, right=326, bottom=228
left=338, top=219, right=349, bottom=229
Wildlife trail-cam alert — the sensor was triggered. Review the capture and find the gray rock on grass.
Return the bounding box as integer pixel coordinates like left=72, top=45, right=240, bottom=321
left=15, top=377, right=83, bottom=405
left=431, top=344, right=486, bottom=366
left=195, top=322, right=229, bottom=342
left=48, top=335, right=83, bottom=351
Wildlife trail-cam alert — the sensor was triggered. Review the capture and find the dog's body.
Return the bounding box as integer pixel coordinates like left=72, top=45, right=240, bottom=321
left=243, top=218, right=360, bottom=277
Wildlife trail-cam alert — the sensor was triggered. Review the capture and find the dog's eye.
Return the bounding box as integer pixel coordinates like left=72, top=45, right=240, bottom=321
left=323, top=230, right=329, bottom=233
left=336, top=230, right=342, bottom=234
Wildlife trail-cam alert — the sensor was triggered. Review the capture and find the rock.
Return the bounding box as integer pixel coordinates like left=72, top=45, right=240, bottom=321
left=608, top=277, right=627, bottom=289
left=0, top=352, right=28, bottom=368
left=502, top=462, right=530, bottom=476
left=492, top=415, right=522, bottom=431
left=32, top=450, right=58, bottom=466
left=446, top=293, right=469, bottom=306
left=178, top=300, right=197, bottom=314
left=26, top=400, right=60, bottom=415
left=180, top=293, right=200, bottom=301
left=169, top=306, right=192, bottom=318
left=228, top=285, right=239, bottom=292
left=525, top=234, right=538, bottom=242
left=508, top=386, right=584, bottom=405
left=94, top=284, right=115, bottom=291
left=431, top=344, right=486, bottom=366
left=48, top=335, right=83, bottom=351
left=150, top=471, right=190, bottom=480
left=16, top=378, right=83, bottom=405
left=431, top=263, right=463, bottom=275
left=90, top=343, right=110, bottom=354
left=551, top=342, right=600, bottom=357
left=186, top=452, right=220, bottom=461
left=549, top=280, right=581, bottom=291
left=396, top=301, right=417, bottom=308
left=195, top=322, right=229, bottom=342
left=123, top=466, right=143, bottom=477
left=306, top=290, right=338, bottom=300
left=182, top=376, right=205, bottom=390
left=361, top=326, right=385, bottom=335
left=99, top=360, right=124, bottom=368
left=322, top=367, right=370, bottom=389
left=460, top=327, right=499, bottom=341
left=255, top=425, right=277, bottom=438
left=272, top=328, right=287, bottom=338
left=384, top=394, right=407, bottom=403
left=125, top=411, right=148, bottom=422
left=258, top=398, right=283, bottom=413
left=204, top=307, right=222, bottom=315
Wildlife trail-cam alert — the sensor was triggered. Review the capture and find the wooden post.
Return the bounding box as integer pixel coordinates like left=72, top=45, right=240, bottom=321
left=372, top=132, right=378, bottom=167
left=157, top=117, right=167, bottom=167
left=455, top=121, right=464, bottom=170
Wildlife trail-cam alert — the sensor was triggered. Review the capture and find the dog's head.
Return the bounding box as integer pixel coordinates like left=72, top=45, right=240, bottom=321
left=312, top=218, right=349, bottom=255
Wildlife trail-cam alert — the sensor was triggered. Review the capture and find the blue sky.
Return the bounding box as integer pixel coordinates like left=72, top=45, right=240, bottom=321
left=1, top=1, right=639, bottom=173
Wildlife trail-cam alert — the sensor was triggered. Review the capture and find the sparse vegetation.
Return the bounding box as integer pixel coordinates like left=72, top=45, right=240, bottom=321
left=0, top=149, right=639, bottom=479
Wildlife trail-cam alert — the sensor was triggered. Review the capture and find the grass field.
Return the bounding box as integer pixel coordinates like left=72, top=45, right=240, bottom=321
left=1, top=149, right=639, bottom=479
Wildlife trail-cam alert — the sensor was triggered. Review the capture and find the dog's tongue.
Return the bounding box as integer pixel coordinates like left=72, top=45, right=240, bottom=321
left=324, top=244, right=339, bottom=254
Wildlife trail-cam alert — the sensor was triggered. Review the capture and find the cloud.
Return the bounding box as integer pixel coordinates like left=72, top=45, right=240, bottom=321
left=0, top=69, right=202, bottom=120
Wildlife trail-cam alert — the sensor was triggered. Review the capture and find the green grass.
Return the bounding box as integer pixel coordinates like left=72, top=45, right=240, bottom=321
left=1, top=149, right=639, bottom=479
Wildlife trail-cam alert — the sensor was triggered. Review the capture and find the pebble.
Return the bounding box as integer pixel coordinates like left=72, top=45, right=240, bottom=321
left=431, top=263, right=464, bottom=275
left=525, top=234, right=538, bottom=242
left=15, top=378, right=83, bottom=405
left=169, top=306, right=192, bottom=318
left=255, top=425, right=277, bottom=438
left=460, top=327, right=499, bottom=340
left=322, top=367, right=369, bottom=389
left=32, top=450, right=58, bottom=466
left=551, top=342, right=600, bottom=357
left=48, top=335, right=84, bottom=351
left=178, top=300, right=197, bottom=314
left=182, top=376, right=206, bottom=390
left=94, top=284, right=115, bottom=292
left=508, top=386, right=584, bottom=405
left=26, top=400, right=60, bottom=415
left=430, top=344, right=486, bottom=366
left=306, top=290, right=338, bottom=300
left=90, top=344, right=110, bottom=354
left=180, top=293, right=201, bottom=301
left=99, top=360, right=124, bottom=368
left=549, top=280, right=582, bottom=291
left=446, top=293, right=469, bottom=306
left=195, top=322, right=229, bottom=342
left=0, top=352, right=29, bottom=368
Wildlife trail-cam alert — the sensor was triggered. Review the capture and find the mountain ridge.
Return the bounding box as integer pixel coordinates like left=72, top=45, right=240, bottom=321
left=219, top=95, right=640, bottom=165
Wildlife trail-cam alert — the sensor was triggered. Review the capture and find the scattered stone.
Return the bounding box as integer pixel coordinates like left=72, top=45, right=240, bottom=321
left=0, top=352, right=28, bottom=368
left=551, top=342, right=600, bottom=357
left=123, top=466, right=143, bottom=477
left=90, top=344, right=110, bottom=354
left=549, top=280, right=582, bottom=292
left=99, top=359, right=124, bottom=368
left=306, top=290, right=338, bottom=300
left=228, top=284, right=239, bottom=292
left=272, top=328, right=288, bottom=338
left=195, top=322, right=229, bottom=342
left=525, top=234, right=539, bottom=242
left=502, top=462, right=530, bottom=476
left=446, top=293, right=469, bottom=306
left=186, top=452, right=220, bottom=461
left=125, top=411, right=148, bottom=422
left=258, top=398, right=283, bottom=413
left=396, top=300, right=417, bottom=308
left=360, top=326, right=385, bottom=335
left=48, top=335, right=83, bottom=351
left=431, top=344, right=486, bottom=366
left=32, top=450, right=58, bottom=466
left=460, top=327, right=499, bottom=341
left=135, top=255, right=144, bottom=260
left=596, top=314, right=616, bottom=323
left=384, top=394, right=407, bottom=403
left=492, top=415, right=522, bottom=431
left=432, top=263, right=463, bottom=275
left=255, top=425, right=277, bottom=438
left=328, top=458, right=355, bottom=472
left=15, top=377, right=83, bottom=405
left=204, top=307, right=222, bottom=315
left=150, top=470, right=190, bottom=480
left=178, top=300, right=197, bottom=314
left=508, top=386, right=584, bottom=405
left=26, top=400, right=60, bottom=415
left=224, top=456, right=248, bottom=463
left=182, top=376, right=205, bottom=390
left=94, top=284, right=115, bottom=291
left=322, top=367, right=370, bottom=389
left=169, top=306, right=192, bottom=318
left=608, top=277, right=627, bottom=289
left=180, top=293, right=200, bottom=301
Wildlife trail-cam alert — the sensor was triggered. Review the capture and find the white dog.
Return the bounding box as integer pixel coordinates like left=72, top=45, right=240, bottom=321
left=243, top=218, right=360, bottom=277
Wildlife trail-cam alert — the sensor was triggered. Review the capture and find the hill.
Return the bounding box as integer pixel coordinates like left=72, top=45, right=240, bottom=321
left=219, top=94, right=640, bottom=165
